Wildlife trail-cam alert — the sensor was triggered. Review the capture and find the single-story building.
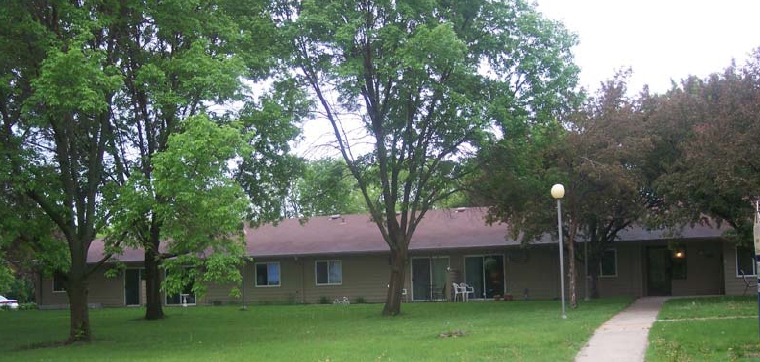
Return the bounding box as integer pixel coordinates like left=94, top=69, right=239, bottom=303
left=35, top=208, right=755, bottom=307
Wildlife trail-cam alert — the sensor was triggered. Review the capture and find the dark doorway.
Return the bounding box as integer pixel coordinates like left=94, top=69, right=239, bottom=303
left=646, top=246, right=671, bottom=296
left=125, top=269, right=141, bottom=306
left=411, top=257, right=448, bottom=301
left=464, top=255, right=505, bottom=299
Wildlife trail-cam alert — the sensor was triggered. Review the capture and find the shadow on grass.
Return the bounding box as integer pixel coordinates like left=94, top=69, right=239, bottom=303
left=14, top=340, right=67, bottom=351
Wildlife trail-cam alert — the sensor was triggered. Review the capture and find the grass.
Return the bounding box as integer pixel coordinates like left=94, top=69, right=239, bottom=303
left=647, top=296, right=760, bottom=362
left=0, top=298, right=631, bottom=362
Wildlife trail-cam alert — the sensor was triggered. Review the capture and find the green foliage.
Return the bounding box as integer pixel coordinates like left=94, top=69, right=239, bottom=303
left=478, top=72, right=650, bottom=303
left=0, top=264, right=13, bottom=296
left=0, top=0, right=300, bottom=335
left=1, top=274, right=35, bottom=303
left=235, top=78, right=310, bottom=226
left=294, top=158, right=369, bottom=216
left=118, top=115, right=250, bottom=299
left=18, top=302, right=38, bottom=311
left=1, top=0, right=127, bottom=341
left=645, top=49, right=760, bottom=243
left=26, top=40, right=121, bottom=118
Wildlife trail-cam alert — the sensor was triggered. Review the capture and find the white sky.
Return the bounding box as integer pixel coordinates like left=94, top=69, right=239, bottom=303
left=534, top=0, right=760, bottom=94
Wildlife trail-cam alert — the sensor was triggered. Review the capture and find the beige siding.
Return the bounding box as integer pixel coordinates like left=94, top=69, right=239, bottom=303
left=36, top=239, right=732, bottom=307
left=671, top=240, right=723, bottom=296
left=88, top=268, right=125, bottom=306
left=723, top=242, right=755, bottom=295
left=199, top=280, right=238, bottom=305
left=594, top=244, right=644, bottom=298
left=301, top=255, right=391, bottom=303
left=505, top=246, right=561, bottom=300
left=245, top=258, right=303, bottom=303
left=38, top=265, right=125, bottom=307
left=38, top=278, right=69, bottom=307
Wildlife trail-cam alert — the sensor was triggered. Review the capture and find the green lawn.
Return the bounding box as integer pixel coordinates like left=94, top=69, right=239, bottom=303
left=0, top=298, right=630, bottom=362
left=647, top=296, right=760, bottom=362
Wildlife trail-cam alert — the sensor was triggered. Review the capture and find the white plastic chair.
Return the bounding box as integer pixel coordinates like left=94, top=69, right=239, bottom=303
left=452, top=283, right=465, bottom=302
left=459, top=283, right=475, bottom=301
left=740, top=269, right=753, bottom=296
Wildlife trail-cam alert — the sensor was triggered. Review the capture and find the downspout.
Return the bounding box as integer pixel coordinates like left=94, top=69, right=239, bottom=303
left=300, top=258, right=306, bottom=303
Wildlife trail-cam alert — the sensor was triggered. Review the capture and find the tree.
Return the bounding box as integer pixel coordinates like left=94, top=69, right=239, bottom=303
left=278, top=0, right=579, bottom=315
left=479, top=72, right=652, bottom=302
left=291, top=158, right=369, bottom=216
left=1, top=0, right=301, bottom=340
left=0, top=0, right=121, bottom=341
left=99, top=0, right=300, bottom=320
left=100, top=0, right=250, bottom=320
left=0, top=188, right=68, bottom=299
left=647, top=49, right=760, bottom=244
left=235, top=79, right=311, bottom=226
left=108, top=115, right=250, bottom=310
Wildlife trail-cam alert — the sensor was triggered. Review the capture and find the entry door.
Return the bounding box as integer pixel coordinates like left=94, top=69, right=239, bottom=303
left=646, top=247, right=672, bottom=296
left=411, top=257, right=449, bottom=301
left=465, top=255, right=505, bottom=299
left=125, top=269, right=141, bottom=306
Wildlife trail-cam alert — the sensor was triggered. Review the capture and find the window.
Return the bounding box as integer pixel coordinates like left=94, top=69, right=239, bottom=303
left=53, top=274, right=66, bottom=292
left=599, top=249, right=617, bottom=277
left=736, top=246, right=756, bottom=277
left=316, top=260, right=342, bottom=285
left=255, top=262, right=280, bottom=287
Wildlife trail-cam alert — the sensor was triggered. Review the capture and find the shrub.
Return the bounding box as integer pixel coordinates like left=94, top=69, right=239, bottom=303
left=19, top=302, right=37, bottom=310
left=354, top=296, right=366, bottom=304
left=318, top=296, right=330, bottom=304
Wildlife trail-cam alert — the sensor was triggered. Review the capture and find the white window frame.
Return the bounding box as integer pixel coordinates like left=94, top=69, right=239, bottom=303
left=735, top=246, right=757, bottom=277
left=52, top=274, right=66, bottom=293
left=255, top=262, right=281, bottom=287
left=599, top=249, right=618, bottom=278
left=315, top=260, right=342, bottom=286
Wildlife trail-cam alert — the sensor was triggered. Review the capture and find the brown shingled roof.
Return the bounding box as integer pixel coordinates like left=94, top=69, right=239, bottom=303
left=86, top=207, right=729, bottom=262
left=246, top=207, right=510, bottom=257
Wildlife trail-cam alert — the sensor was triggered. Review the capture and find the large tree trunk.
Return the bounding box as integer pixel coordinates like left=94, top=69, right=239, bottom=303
left=567, top=225, right=578, bottom=308
left=589, top=271, right=600, bottom=299
left=567, top=238, right=577, bottom=308
left=66, top=275, right=91, bottom=343
left=383, top=248, right=407, bottom=316
left=144, top=239, right=164, bottom=320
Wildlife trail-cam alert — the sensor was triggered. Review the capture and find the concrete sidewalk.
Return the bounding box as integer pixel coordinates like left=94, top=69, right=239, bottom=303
left=575, top=297, right=669, bottom=362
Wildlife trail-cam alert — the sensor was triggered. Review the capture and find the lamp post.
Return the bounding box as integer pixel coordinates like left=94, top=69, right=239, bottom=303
left=551, top=184, right=567, bottom=319
left=753, top=200, right=760, bottom=339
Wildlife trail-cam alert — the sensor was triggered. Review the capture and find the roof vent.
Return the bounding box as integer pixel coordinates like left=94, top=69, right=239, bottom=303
left=456, top=207, right=467, bottom=213
left=329, top=214, right=341, bottom=220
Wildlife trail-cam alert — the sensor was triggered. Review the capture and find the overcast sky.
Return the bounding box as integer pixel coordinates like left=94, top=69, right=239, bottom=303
left=534, top=0, right=760, bottom=94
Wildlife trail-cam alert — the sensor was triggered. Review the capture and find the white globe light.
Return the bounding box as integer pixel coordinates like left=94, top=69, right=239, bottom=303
left=551, top=184, right=565, bottom=199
